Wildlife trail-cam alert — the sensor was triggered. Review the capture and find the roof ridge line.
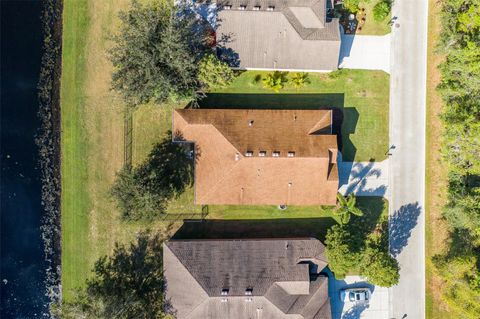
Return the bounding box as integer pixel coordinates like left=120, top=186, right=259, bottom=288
left=165, top=244, right=211, bottom=308
left=192, top=122, right=243, bottom=204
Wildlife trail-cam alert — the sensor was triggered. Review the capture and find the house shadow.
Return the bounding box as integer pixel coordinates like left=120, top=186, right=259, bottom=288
left=172, top=218, right=337, bottom=242
left=196, top=93, right=359, bottom=160
left=389, top=202, right=421, bottom=257
left=338, top=32, right=355, bottom=67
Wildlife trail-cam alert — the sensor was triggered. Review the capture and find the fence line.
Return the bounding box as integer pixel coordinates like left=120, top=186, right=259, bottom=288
left=124, top=110, right=133, bottom=169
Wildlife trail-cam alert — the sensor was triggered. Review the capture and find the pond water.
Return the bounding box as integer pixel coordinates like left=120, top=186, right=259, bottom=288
left=1, top=1, right=50, bottom=317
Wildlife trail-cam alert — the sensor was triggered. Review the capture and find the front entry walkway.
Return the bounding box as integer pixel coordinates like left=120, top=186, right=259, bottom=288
left=338, top=34, right=391, bottom=73
left=338, top=160, right=389, bottom=197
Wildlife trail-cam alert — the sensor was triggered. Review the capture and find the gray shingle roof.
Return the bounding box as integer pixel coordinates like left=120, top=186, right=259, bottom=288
left=164, top=238, right=331, bottom=319
left=216, top=0, right=341, bottom=70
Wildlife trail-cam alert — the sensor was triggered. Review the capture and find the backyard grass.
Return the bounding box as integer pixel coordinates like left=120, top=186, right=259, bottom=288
left=60, top=0, right=90, bottom=299
left=60, top=0, right=178, bottom=300
left=424, top=0, right=451, bottom=317
left=200, top=70, right=390, bottom=162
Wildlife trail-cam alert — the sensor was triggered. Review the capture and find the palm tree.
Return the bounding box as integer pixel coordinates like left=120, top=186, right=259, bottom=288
left=335, top=193, right=363, bottom=224
left=262, top=71, right=288, bottom=92
left=291, top=72, right=311, bottom=89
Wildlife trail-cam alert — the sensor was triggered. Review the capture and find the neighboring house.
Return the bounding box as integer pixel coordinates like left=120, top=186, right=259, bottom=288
left=164, top=238, right=332, bottom=319
left=215, top=0, right=341, bottom=71
left=173, top=109, right=339, bottom=206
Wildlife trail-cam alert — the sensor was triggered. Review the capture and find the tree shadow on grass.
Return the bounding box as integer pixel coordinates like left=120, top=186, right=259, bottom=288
left=389, top=202, right=421, bottom=257
left=172, top=218, right=337, bottom=242
left=196, top=93, right=359, bottom=160
left=112, top=133, right=194, bottom=220
left=136, top=133, right=194, bottom=198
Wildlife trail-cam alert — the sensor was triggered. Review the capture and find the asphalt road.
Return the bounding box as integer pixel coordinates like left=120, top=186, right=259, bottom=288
left=388, top=0, right=429, bottom=318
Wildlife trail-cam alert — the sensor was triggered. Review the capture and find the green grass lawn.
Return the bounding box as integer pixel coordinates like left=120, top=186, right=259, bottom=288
left=60, top=0, right=91, bottom=298
left=199, top=70, right=390, bottom=162
left=174, top=197, right=388, bottom=245
left=60, top=0, right=178, bottom=300
left=356, top=1, right=392, bottom=36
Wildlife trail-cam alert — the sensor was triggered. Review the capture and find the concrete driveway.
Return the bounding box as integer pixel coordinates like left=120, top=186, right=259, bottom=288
left=328, top=275, right=389, bottom=319
left=338, top=160, right=389, bottom=198
left=338, top=34, right=391, bottom=73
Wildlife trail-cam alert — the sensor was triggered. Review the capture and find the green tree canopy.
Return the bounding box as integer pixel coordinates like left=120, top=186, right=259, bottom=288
left=53, top=232, right=174, bottom=319
left=197, top=54, right=235, bottom=90
left=325, top=225, right=361, bottom=279
left=110, top=0, right=211, bottom=106
left=360, top=245, right=400, bottom=287
left=111, top=135, right=193, bottom=220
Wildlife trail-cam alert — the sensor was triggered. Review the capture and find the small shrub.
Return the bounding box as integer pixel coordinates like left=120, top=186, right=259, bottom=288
left=373, top=1, right=391, bottom=22
left=291, top=72, right=311, bottom=89
left=262, top=71, right=289, bottom=92
left=343, top=0, right=361, bottom=13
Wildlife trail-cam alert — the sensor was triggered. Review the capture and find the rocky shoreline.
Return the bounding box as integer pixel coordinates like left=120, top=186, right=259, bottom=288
left=36, top=0, right=63, bottom=311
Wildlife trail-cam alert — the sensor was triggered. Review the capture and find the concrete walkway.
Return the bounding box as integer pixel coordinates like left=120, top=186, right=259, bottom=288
left=339, top=34, right=391, bottom=73
left=388, top=0, right=428, bottom=318
left=338, top=160, right=389, bottom=197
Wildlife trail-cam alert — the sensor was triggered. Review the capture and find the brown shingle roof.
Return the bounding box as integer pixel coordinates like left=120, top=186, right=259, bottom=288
left=163, top=238, right=331, bottom=319
left=173, top=109, right=339, bottom=205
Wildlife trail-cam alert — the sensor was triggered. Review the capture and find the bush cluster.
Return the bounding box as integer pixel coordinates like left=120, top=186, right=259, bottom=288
left=432, top=0, right=480, bottom=316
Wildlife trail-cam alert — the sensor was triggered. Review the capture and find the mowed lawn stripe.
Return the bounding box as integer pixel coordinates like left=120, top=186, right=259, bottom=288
left=60, top=0, right=91, bottom=300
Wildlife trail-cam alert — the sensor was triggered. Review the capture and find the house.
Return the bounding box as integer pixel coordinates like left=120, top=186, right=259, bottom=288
left=163, top=238, right=332, bottom=319
left=173, top=109, right=339, bottom=206
left=215, top=0, right=341, bottom=72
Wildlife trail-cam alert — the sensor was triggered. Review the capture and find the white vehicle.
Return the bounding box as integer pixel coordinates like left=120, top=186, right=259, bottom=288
left=340, top=288, right=371, bottom=304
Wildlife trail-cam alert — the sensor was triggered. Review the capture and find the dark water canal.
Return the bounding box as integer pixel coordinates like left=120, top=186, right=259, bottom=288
left=1, top=1, right=50, bottom=317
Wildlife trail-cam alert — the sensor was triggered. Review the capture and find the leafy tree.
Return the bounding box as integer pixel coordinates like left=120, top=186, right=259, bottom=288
left=109, top=0, right=210, bottom=106
left=373, top=1, right=391, bottom=22
left=111, top=135, right=193, bottom=220
left=335, top=193, right=364, bottom=225
left=262, top=71, right=289, bottom=92
left=325, top=225, right=361, bottom=279
left=360, top=245, right=400, bottom=287
left=291, top=72, right=311, bottom=89
left=53, top=232, right=174, bottom=319
left=197, top=54, right=235, bottom=90
left=343, top=0, right=360, bottom=13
